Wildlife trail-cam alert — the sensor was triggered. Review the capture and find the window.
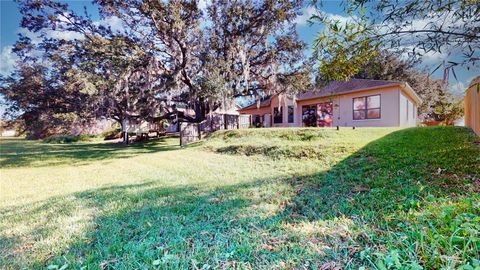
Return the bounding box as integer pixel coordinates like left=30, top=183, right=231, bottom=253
left=302, top=102, right=333, bottom=127
left=302, top=105, right=316, bottom=127
left=288, top=106, right=294, bottom=123
left=252, top=114, right=262, bottom=128
left=353, top=95, right=381, bottom=120
left=273, top=107, right=283, bottom=124
left=317, top=102, right=333, bottom=127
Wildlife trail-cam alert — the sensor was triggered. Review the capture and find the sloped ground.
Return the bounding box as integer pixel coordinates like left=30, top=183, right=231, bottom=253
left=0, top=127, right=478, bottom=269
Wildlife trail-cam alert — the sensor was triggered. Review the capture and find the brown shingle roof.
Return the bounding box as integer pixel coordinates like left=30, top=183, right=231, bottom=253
left=239, top=79, right=409, bottom=110
left=297, top=79, right=402, bottom=100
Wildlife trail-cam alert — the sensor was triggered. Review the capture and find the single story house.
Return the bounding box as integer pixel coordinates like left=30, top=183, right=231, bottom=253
left=238, top=79, right=421, bottom=128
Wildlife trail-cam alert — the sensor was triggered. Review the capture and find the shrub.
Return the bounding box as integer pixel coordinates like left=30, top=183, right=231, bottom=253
left=214, top=144, right=326, bottom=159
left=42, top=134, right=94, bottom=144
left=101, top=128, right=122, bottom=140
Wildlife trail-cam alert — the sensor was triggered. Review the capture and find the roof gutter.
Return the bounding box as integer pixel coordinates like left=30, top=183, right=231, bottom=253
left=238, top=104, right=270, bottom=111
left=400, top=82, right=422, bottom=104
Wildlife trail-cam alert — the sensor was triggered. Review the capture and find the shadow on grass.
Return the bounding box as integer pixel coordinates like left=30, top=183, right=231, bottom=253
left=0, top=137, right=180, bottom=168
left=1, top=127, right=479, bottom=269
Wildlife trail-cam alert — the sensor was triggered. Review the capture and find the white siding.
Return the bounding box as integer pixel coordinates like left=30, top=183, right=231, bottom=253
left=399, top=91, right=416, bottom=127
left=275, top=86, right=419, bottom=128
left=332, top=88, right=401, bottom=127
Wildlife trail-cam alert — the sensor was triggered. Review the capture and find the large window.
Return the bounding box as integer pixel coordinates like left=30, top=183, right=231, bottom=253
left=273, top=107, right=283, bottom=124
left=288, top=106, right=294, bottom=123
left=302, top=102, right=333, bottom=127
left=353, top=95, right=381, bottom=120
left=302, top=105, right=317, bottom=127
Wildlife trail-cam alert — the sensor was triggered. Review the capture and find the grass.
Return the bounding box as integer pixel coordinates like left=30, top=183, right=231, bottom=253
left=0, top=127, right=479, bottom=269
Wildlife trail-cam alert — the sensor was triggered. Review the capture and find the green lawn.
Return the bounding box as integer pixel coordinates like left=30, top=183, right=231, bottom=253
left=0, top=127, right=479, bottom=269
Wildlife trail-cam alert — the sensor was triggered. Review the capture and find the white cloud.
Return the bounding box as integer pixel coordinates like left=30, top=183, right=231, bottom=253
left=0, top=46, right=18, bottom=77
left=16, top=15, right=124, bottom=44
left=326, top=13, right=356, bottom=25
left=407, top=13, right=462, bottom=32
left=17, top=28, right=42, bottom=44
left=397, top=43, right=461, bottom=74
left=46, top=30, right=84, bottom=40
left=294, top=6, right=317, bottom=26
left=198, top=0, right=209, bottom=11
left=44, top=15, right=125, bottom=38
left=449, top=81, right=466, bottom=96
left=421, top=50, right=448, bottom=64
left=1, top=16, right=122, bottom=77
left=295, top=7, right=355, bottom=29
left=379, top=11, right=467, bottom=67
left=93, top=16, right=124, bottom=33
left=450, top=75, right=479, bottom=96
left=46, top=12, right=86, bottom=40
left=378, top=11, right=463, bottom=37
left=17, top=26, right=83, bottom=42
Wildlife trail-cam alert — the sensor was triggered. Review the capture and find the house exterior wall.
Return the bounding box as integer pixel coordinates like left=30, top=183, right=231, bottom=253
left=296, top=97, right=332, bottom=126
left=336, top=87, right=401, bottom=127
left=465, top=77, right=480, bottom=136
left=297, top=87, right=405, bottom=127
left=399, top=90, right=417, bottom=127
left=399, top=92, right=407, bottom=126
left=238, top=85, right=420, bottom=128
left=238, top=106, right=271, bottom=127
left=269, top=95, right=297, bottom=127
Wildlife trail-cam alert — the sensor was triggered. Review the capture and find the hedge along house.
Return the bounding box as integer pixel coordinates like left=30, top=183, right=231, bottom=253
left=238, top=79, right=422, bottom=128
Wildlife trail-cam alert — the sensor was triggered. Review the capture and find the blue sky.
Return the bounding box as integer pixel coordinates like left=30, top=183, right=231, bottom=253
left=0, top=0, right=476, bottom=106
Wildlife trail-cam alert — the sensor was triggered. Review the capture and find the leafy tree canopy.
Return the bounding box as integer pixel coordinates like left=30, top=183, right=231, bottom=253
left=353, top=50, right=464, bottom=123
left=311, top=0, right=479, bottom=81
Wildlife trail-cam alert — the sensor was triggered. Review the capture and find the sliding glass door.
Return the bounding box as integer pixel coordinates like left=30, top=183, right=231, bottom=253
left=302, top=102, right=333, bottom=127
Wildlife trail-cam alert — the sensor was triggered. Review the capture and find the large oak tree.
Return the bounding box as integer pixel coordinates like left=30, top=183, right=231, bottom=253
left=1, top=0, right=311, bottom=140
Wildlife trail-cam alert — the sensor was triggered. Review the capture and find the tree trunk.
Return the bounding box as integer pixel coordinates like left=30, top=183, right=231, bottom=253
left=193, top=98, right=207, bottom=122
left=121, top=118, right=128, bottom=145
